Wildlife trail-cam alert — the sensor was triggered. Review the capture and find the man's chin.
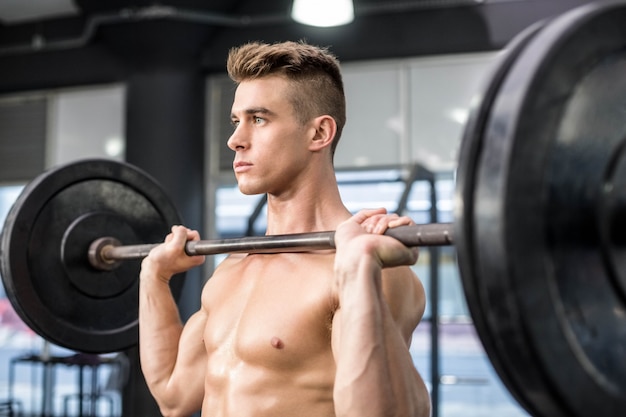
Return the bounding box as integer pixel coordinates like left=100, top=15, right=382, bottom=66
left=237, top=185, right=264, bottom=196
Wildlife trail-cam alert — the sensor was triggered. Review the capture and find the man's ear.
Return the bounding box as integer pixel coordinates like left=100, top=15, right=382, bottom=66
left=309, top=115, right=337, bottom=152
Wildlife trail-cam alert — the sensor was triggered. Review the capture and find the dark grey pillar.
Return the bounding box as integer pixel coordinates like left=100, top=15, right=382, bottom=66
left=121, top=64, right=206, bottom=417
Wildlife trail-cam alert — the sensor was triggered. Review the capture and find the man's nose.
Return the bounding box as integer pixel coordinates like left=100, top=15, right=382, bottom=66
left=227, top=125, right=247, bottom=151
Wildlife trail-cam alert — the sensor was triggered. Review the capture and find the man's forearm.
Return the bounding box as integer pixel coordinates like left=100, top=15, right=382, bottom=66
left=139, top=274, right=184, bottom=400
left=333, top=262, right=428, bottom=417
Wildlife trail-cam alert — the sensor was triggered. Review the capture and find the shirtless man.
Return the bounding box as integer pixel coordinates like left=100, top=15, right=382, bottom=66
left=139, top=41, right=431, bottom=417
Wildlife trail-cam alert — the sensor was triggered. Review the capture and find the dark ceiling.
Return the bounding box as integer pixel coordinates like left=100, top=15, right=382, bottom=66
left=0, top=0, right=593, bottom=93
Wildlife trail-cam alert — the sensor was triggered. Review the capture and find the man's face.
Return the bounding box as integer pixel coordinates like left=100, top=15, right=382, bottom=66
left=228, top=75, right=313, bottom=196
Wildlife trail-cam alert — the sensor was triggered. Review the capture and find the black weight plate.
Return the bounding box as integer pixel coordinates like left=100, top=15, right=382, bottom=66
left=0, top=159, right=184, bottom=353
left=457, top=2, right=626, bottom=417
left=454, top=15, right=547, bottom=417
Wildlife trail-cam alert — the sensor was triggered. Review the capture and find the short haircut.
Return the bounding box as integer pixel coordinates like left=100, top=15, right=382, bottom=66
left=227, top=40, right=346, bottom=158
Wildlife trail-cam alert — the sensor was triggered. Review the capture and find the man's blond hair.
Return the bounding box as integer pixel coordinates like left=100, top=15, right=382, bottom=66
left=227, top=41, right=346, bottom=158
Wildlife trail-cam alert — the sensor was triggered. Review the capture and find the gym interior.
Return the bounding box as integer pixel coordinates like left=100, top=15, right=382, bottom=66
left=0, top=0, right=623, bottom=416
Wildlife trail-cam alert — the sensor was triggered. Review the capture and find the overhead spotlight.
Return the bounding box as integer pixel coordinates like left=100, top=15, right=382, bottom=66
left=291, top=0, right=354, bottom=27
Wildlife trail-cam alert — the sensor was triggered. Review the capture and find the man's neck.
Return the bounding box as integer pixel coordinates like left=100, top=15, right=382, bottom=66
left=264, top=180, right=351, bottom=236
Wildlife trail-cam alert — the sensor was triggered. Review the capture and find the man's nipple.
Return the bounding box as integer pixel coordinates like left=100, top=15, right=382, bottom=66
left=270, top=336, right=284, bottom=349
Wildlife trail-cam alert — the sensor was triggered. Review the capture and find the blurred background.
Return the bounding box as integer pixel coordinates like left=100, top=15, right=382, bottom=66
left=0, top=0, right=595, bottom=416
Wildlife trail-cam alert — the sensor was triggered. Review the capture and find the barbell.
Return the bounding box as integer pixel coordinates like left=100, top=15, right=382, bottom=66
left=0, top=1, right=625, bottom=416
left=87, top=223, right=454, bottom=270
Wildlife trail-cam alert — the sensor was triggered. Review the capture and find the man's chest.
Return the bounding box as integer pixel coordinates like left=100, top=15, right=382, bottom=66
left=201, top=253, right=337, bottom=369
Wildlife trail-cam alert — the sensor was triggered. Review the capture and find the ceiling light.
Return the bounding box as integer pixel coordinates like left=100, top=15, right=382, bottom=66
left=291, top=0, right=354, bottom=27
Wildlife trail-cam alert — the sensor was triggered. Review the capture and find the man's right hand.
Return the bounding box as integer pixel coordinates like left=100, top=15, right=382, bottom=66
left=141, top=225, right=206, bottom=284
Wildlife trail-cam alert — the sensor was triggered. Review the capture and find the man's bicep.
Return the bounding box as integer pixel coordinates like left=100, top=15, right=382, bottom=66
left=170, top=310, right=208, bottom=408
left=382, top=267, right=426, bottom=345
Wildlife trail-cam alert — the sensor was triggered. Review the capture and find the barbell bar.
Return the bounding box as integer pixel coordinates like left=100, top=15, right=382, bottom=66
left=87, top=223, right=455, bottom=270
left=0, top=2, right=625, bottom=417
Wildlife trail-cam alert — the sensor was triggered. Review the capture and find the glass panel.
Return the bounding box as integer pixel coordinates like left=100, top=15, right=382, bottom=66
left=338, top=64, right=404, bottom=168
left=438, top=323, right=529, bottom=417
left=215, top=186, right=266, bottom=238
left=409, top=53, right=497, bottom=171
left=409, top=320, right=432, bottom=390
left=413, top=248, right=469, bottom=320
left=48, top=85, right=125, bottom=166
left=338, top=181, right=404, bottom=214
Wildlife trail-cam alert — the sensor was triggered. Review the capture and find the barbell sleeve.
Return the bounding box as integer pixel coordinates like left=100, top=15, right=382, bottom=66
left=89, top=223, right=454, bottom=271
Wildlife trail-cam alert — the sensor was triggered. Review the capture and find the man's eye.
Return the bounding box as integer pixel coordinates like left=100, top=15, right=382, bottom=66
left=231, top=120, right=239, bottom=128
left=254, top=116, right=264, bottom=124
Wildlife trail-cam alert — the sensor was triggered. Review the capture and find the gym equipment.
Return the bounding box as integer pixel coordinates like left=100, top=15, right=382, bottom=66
left=0, top=160, right=185, bottom=353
